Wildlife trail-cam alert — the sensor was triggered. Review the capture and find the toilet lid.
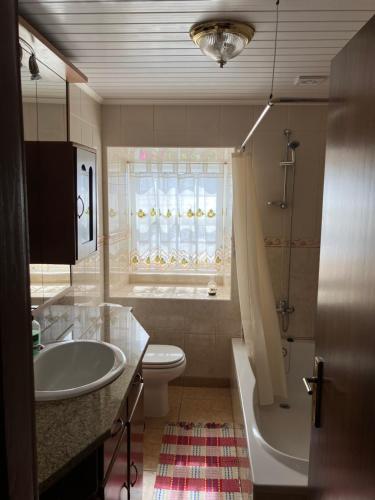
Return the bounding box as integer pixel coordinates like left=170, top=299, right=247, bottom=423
left=143, top=345, right=185, bottom=366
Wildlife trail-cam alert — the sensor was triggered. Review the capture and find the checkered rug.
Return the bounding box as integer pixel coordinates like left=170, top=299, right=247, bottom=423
left=153, top=423, right=252, bottom=499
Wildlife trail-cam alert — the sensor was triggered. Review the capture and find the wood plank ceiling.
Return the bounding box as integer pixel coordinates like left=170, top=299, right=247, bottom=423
left=18, top=0, right=375, bottom=103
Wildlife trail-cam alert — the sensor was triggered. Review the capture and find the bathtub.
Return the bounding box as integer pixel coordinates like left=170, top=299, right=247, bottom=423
left=231, top=338, right=314, bottom=498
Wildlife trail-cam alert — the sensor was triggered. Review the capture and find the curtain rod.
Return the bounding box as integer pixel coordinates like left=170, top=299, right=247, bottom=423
left=240, top=97, right=330, bottom=151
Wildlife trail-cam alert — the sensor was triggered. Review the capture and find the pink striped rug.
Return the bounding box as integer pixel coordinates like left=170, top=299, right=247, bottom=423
left=153, top=423, right=252, bottom=499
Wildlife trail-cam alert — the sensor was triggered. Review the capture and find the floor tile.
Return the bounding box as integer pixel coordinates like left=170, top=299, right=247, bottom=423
left=183, top=386, right=231, bottom=400
left=179, top=397, right=233, bottom=423
left=143, top=440, right=161, bottom=471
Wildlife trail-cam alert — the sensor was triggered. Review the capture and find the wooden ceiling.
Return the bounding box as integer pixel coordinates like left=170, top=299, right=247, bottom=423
left=18, top=0, right=375, bottom=103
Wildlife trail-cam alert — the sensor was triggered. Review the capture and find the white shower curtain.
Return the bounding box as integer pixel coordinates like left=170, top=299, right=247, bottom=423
left=232, top=152, right=287, bottom=405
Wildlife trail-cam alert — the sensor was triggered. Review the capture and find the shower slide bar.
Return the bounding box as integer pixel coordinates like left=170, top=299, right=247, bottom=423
left=267, top=129, right=299, bottom=210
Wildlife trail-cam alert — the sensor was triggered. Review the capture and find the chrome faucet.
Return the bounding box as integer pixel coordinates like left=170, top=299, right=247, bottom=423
left=276, top=299, right=295, bottom=333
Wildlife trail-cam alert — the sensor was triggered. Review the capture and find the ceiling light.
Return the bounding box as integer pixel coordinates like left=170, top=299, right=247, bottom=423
left=29, top=53, right=41, bottom=81
left=189, top=21, right=255, bottom=68
left=19, top=37, right=42, bottom=81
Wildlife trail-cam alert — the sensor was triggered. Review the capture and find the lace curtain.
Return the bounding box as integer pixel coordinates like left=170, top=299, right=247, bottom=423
left=126, top=150, right=232, bottom=274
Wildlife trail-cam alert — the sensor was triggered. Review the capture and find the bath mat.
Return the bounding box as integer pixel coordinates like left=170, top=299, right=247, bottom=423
left=153, top=422, right=252, bottom=499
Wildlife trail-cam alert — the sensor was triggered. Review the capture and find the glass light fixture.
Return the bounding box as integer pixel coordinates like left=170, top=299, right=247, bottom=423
left=190, top=21, right=255, bottom=68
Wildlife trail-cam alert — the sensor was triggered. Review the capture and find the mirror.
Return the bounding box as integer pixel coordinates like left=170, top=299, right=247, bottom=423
left=20, top=46, right=72, bottom=307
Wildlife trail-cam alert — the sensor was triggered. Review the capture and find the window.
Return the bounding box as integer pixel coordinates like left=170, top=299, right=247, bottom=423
left=108, top=148, right=233, bottom=283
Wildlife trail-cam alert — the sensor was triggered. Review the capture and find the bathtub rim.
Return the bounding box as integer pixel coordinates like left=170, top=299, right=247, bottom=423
left=231, top=338, right=309, bottom=487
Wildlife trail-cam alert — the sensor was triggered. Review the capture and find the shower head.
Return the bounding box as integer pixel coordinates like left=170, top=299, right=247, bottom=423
left=288, top=140, right=300, bottom=150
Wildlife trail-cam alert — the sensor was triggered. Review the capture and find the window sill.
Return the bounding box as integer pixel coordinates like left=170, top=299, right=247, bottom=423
left=110, top=284, right=231, bottom=301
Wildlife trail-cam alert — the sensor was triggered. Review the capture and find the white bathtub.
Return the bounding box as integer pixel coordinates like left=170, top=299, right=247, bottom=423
left=231, top=338, right=315, bottom=496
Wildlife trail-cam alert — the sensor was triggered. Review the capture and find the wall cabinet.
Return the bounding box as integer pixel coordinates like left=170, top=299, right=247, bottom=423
left=25, top=141, right=97, bottom=264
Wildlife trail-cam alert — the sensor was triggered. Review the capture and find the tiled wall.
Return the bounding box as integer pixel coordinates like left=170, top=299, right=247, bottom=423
left=102, top=104, right=327, bottom=383
left=68, top=84, right=104, bottom=305
left=23, top=101, right=67, bottom=141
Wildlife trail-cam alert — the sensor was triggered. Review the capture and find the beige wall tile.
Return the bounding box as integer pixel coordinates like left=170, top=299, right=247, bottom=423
left=23, top=102, right=38, bottom=141
left=69, top=84, right=81, bottom=117
left=154, top=105, right=187, bottom=132
left=182, top=302, right=217, bottom=334
left=37, top=103, right=67, bottom=141
left=69, top=114, right=82, bottom=143
left=266, top=247, right=286, bottom=301
left=184, top=333, right=216, bottom=378
left=153, top=130, right=189, bottom=147
left=219, top=105, right=253, bottom=147
left=81, top=122, right=94, bottom=148
left=286, top=248, right=320, bottom=339
left=289, top=105, right=327, bottom=133
left=102, top=105, right=122, bottom=146
left=186, top=105, right=221, bottom=146
left=292, top=131, right=326, bottom=241
left=122, top=105, right=154, bottom=146
left=252, top=131, right=289, bottom=239
left=81, top=91, right=100, bottom=126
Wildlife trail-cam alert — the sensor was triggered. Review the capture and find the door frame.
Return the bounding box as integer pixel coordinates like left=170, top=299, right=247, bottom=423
left=0, top=0, right=38, bottom=497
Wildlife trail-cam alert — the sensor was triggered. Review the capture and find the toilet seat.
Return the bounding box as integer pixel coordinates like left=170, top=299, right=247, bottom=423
left=143, top=344, right=185, bottom=370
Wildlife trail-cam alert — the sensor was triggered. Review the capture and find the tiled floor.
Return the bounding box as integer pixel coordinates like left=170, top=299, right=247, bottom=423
left=142, top=385, right=233, bottom=499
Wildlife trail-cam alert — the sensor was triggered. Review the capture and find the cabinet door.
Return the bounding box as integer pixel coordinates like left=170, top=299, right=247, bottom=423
left=76, top=147, right=97, bottom=261
left=26, top=141, right=76, bottom=264
left=128, top=379, right=144, bottom=500
left=103, top=418, right=129, bottom=500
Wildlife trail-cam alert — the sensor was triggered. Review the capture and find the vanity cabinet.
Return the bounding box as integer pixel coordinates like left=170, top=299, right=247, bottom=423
left=102, top=372, right=144, bottom=500
left=39, top=371, right=144, bottom=500
left=25, top=141, right=97, bottom=264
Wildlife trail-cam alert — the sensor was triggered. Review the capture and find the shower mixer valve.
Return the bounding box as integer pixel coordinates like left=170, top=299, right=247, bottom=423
left=276, top=299, right=295, bottom=316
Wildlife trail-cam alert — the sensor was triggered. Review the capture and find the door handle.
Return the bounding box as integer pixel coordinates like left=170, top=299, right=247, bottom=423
left=130, top=462, right=138, bottom=487
left=77, top=195, right=85, bottom=219
left=303, top=356, right=324, bottom=428
left=303, top=376, right=318, bottom=395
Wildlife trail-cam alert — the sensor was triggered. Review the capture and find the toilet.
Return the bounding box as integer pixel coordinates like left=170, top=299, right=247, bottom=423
left=142, top=344, right=186, bottom=418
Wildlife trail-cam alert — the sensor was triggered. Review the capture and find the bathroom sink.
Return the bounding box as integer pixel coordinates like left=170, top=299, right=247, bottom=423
left=34, top=340, right=126, bottom=401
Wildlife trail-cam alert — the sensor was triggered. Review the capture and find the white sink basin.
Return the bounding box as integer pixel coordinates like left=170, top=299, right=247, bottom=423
left=34, top=340, right=126, bottom=401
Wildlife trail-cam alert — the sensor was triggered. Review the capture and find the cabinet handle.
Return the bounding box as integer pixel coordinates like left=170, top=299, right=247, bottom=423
left=130, top=462, right=138, bottom=487
left=77, top=195, right=85, bottom=219
left=133, top=372, right=144, bottom=385
left=110, top=417, right=124, bottom=437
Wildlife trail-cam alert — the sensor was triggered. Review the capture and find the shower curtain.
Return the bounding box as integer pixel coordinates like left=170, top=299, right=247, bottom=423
left=232, top=152, right=287, bottom=405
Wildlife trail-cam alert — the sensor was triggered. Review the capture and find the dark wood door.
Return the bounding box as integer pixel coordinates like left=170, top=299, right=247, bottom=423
left=308, top=15, right=375, bottom=500
left=0, top=0, right=37, bottom=497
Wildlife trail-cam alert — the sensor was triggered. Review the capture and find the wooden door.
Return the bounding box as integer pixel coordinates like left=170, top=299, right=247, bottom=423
left=308, top=15, right=375, bottom=500
left=0, top=0, right=37, bottom=497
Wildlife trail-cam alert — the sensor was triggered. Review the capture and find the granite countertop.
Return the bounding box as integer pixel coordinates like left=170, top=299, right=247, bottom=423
left=34, top=304, right=149, bottom=492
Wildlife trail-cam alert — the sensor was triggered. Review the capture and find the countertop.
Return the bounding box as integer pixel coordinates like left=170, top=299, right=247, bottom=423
left=34, top=304, right=149, bottom=492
